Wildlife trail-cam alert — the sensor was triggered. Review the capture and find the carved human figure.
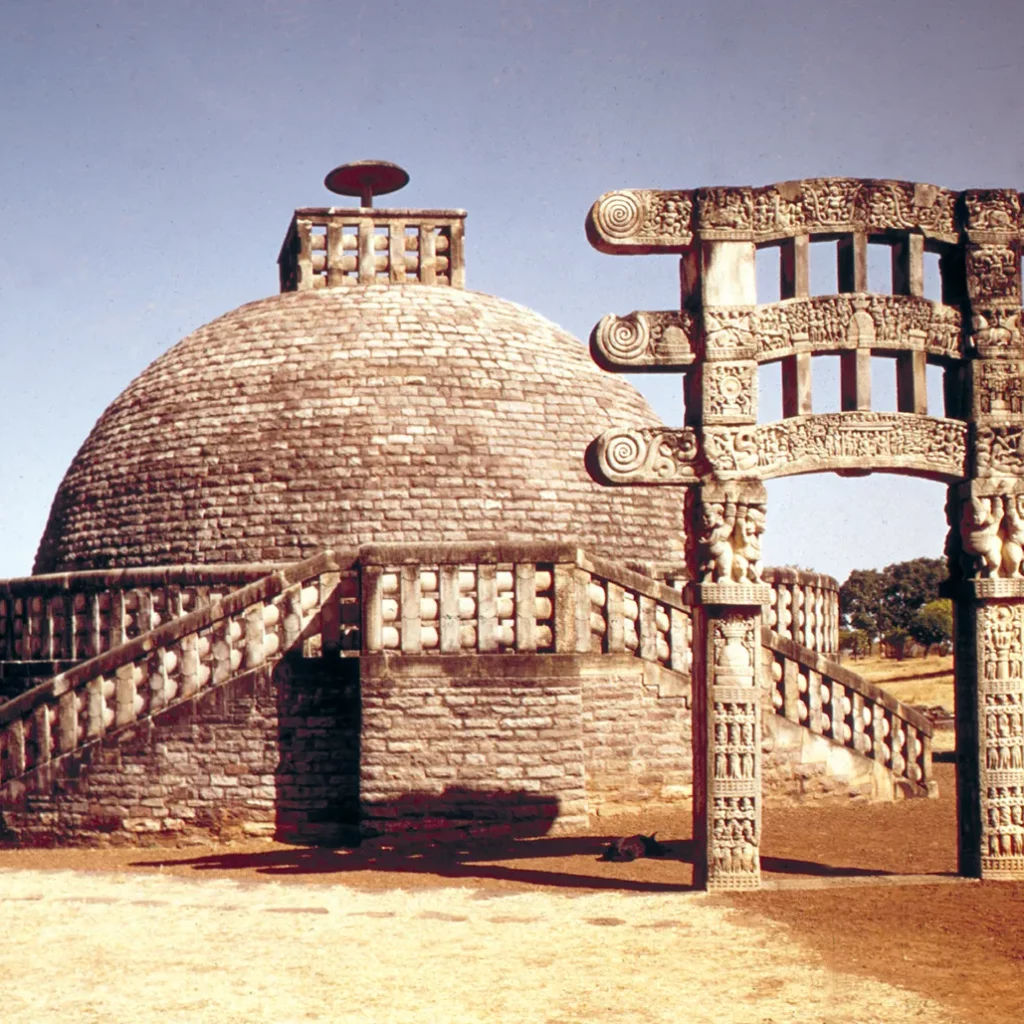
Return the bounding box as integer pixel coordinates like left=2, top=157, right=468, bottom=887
left=734, top=505, right=766, bottom=583
left=961, top=495, right=1004, bottom=577
left=700, top=500, right=737, bottom=582
left=1002, top=495, right=1024, bottom=577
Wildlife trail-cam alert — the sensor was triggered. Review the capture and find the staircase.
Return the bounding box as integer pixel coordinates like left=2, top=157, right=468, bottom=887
left=0, top=546, right=934, bottom=839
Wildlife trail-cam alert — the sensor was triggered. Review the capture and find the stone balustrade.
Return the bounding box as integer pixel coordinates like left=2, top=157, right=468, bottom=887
left=278, top=208, right=467, bottom=291
left=0, top=564, right=296, bottom=663
left=0, top=553, right=354, bottom=792
left=762, top=567, right=840, bottom=655
left=763, top=628, right=934, bottom=796
left=359, top=543, right=693, bottom=673
left=0, top=544, right=928, bottom=801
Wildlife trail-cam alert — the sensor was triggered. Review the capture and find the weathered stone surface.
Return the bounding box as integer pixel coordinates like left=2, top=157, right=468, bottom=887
left=0, top=656, right=360, bottom=847
left=34, top=287, right=686, bottom=573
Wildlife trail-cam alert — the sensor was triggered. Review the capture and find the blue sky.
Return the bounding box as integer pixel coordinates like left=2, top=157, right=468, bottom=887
left=2, top=0, right=1022, bottom=581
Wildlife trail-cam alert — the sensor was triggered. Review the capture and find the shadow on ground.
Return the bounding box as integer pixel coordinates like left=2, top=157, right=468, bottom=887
left=134, top=834, right=920, bottom=893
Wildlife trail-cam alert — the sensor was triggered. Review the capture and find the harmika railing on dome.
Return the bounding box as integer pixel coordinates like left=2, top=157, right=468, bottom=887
left=277, top=160, right=466, bottom=291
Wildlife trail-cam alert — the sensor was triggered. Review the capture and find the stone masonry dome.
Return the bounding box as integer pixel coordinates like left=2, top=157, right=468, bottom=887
left=35, top=283, right=686, bottom=572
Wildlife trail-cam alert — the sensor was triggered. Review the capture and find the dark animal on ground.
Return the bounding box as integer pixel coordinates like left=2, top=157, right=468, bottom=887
left=601, top=832, right=670, bottom=862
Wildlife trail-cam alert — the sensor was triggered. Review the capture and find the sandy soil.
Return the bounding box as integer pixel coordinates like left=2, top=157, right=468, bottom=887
left=0, top=764, right=1020, bottom=1023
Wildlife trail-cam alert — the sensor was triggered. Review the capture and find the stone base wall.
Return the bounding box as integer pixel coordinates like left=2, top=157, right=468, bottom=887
left=0, top=654, right=361, bottom=847
left=761, top=714, right=896, bottom=802
left=582, top=658, right=692, bottom=815
left=359, top=654, right=589, bottom=837
left=358, top=653, right=697, bottom=837
left=0, top=648, right=909, bottom=848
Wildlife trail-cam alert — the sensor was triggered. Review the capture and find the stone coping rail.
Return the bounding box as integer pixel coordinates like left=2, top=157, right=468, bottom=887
left=0, top=562, right=305, bottom=663
left=1, top=549, right=840, bottom=665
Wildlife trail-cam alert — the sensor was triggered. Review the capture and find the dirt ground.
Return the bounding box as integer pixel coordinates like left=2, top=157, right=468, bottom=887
left=0, top=763, right=1021, bottom=1023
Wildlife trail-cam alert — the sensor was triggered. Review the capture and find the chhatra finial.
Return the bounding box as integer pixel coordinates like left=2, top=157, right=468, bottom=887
left=323, top=160, right=410, bottom=208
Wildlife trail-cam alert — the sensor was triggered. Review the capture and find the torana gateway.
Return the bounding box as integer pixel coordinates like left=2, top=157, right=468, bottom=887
left=587, top=177, right=1024, bottom=887
left=0, top=165, right=1017, bottom=891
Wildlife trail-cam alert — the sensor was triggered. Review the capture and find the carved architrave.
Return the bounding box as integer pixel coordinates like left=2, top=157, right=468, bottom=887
left=706, top=611, right=761, bottom=890
left=586, top=189, right=695, bottom=252
left=976, top=602, right=1024, bottom=876
left=587, top=178, right=960, bottom=252
left=590, top=310, right=696, bottom=370
left=755, top=413, right=968, bottom=483
left=703, top=308, right=757, bottom=361
left=711, top=295, right=963, bottom=363
left=698, top=178, right=959, bottom=243
left=592, top=427, right=699, bottom=484
left=702, top=426, right=759, bottom=476
left=967, top=244, right=1021, bottom=305
left=703, top=361, right=757, bottom=424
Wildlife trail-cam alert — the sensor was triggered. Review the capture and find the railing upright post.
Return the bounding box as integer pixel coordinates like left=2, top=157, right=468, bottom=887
left=553, top=564, right=578, bottom=654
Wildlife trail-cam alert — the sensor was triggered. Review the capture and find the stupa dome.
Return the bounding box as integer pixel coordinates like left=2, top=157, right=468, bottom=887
left=34, top=284, right=686, bottom=572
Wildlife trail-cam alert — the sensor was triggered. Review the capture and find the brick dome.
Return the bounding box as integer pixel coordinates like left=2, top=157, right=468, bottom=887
left=34, top=286, right=686, bottom=572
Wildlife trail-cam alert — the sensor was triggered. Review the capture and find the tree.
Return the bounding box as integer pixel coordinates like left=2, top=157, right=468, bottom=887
left=909, top=598, right=953, bottom=647
left=839, top=568, right=886, bottom=637
left=839, top=557, right=947, bottom=641
left=879, top=558, right=948, bottom=634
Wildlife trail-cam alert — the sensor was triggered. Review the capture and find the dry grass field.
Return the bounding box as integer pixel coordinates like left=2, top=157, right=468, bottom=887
left=843, top=652, right=954, bottom=708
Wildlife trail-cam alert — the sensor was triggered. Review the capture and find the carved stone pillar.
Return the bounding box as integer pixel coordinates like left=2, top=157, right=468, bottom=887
left=689, top=480, right=770, bottom=890
left=952, top=588, right=1024, bottom=878
left=952, top=188, right=1024, bottom=879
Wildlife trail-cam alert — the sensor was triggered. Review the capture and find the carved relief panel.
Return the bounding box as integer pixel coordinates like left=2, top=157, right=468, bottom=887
left=971, top=360, right=1024, bottom=418
left=705, top=611, right=762, bottom=890
left=966, top=244, right=1021, bottom=306
left=695, top=482, right=767, bottom=585
left=702, top=361, right=758, bottom=424
left=976, top=602, right=1024, bottom=876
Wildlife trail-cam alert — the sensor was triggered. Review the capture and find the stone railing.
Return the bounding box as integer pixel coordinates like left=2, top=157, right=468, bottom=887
left=0, top=553, right=358, bottom=792
left=762, top=568, right=840, bottom=655
left=0, top=564, right=308, bottom=663
left=359, top=543, right=692, bottom=674
left=0, top=545, right=930, bottom=798
left=278, top=208, right=467, bottom=291
left=762, top=628, right=934, bottom=796
left=0, top=552, right=836, bottom=674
